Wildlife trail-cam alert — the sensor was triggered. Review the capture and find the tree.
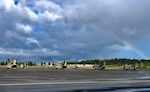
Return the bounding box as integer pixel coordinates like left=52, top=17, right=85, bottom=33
left=28, top=61, right=33, bottom=66
left=0, top=61, right=5, bottom=65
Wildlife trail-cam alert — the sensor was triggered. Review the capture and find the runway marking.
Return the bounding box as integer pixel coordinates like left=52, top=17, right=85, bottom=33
left=0, top=81, right=100, bottom=86
left=0, top=80, right=150, bottom=86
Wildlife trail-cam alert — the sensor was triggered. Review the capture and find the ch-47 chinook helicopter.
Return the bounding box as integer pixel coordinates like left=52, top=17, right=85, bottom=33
left=93, top=62, right=106, bottom=70
left=123, top=63, right=138, bottom=70
left=7, top=59, right=27, bottom=70
left=7, top=59, right=17, bottom=70
left=54, top=60, right=67, bottom=69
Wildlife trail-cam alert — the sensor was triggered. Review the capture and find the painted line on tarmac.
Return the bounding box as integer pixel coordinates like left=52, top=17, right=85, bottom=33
left=0, top=80, right=150, bottom=86
left=0, top=81, right=100, bottom=86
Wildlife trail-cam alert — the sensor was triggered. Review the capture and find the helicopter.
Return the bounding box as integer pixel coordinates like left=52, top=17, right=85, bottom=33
left=7, top=59, right=17, bottom=70
left=93, top=62, right=106, bottom=70
left=54, top=60, right=67, bottom=69
left=123, top=63, right=138, bottom=70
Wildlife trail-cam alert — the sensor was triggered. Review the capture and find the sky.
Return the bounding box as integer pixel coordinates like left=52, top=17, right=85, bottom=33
left=0, top=0, right=150, bottom=62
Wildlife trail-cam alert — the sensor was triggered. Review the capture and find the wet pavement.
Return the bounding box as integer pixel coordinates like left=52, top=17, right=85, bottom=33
left=0, top=67, right=150, bottom=92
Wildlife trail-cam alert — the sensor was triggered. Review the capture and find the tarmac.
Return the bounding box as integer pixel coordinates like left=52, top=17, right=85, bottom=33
left=0, top=67, right=150, bottom=92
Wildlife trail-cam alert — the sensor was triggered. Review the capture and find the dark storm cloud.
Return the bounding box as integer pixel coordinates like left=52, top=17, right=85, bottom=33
left=0, top=0, right=150, bottom=61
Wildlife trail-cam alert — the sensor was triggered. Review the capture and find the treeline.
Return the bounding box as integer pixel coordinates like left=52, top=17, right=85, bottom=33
left=80, top=58, right=150, bottom=64
left=67, top=58, right=150, bottom=68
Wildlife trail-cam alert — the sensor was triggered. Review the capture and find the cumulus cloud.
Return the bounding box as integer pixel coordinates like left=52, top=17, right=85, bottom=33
left=38, top=11, right=63, bottom=22
left=0, top=0, right=15, bottom=11
left=16, top=23, right=33, bottom=34
left=25, top=37, right=40, bottom=47
left=0, top=47, right=60, bottom=57
left=35, top=0, right=62, bottom=12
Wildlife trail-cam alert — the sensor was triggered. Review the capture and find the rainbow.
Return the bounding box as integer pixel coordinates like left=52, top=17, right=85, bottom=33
left=122, top=40, right=148, bottom=59
left=111, top=33, right=148, bottom=59
left=107, top=31, right=148, bottom=59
